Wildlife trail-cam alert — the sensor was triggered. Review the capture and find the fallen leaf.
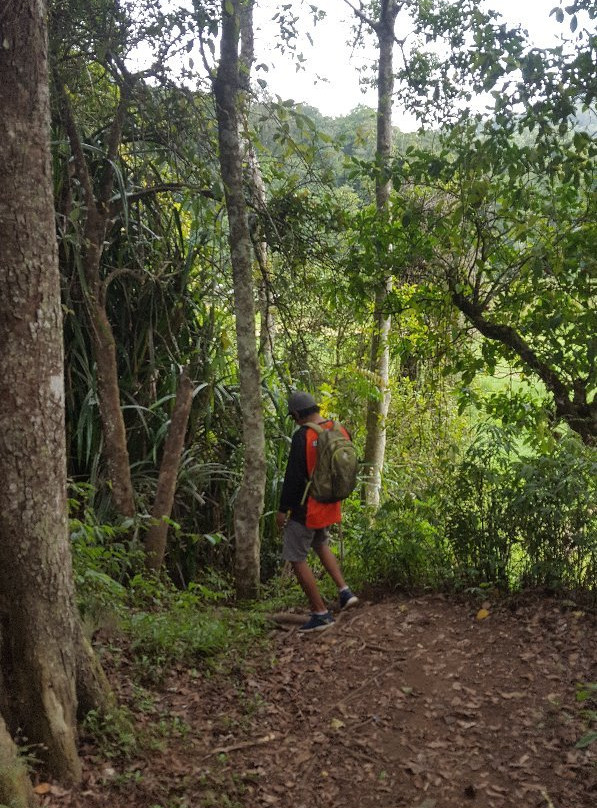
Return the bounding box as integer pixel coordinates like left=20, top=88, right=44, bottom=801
left=476, top=608, right=490, bottom=621
left=33, top=783, right=51, bottom=795
left=330, top=718, right=344, bottom=730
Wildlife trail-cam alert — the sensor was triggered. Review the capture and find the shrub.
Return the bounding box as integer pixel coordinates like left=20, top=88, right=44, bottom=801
left=444, top=426, right=596, bottom=597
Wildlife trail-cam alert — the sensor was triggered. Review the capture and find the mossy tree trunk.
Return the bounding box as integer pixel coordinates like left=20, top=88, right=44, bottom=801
left=56, top=78, right=136, bottom=518
left=145, top=367, right=195, bottom=571
left=0, top=0, right=82, bottom=791
left=214, top=0, right=266, bottom=600
left=352, top=0, right=399, bottom=508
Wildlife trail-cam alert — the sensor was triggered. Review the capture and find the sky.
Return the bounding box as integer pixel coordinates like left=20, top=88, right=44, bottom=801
left=252, top=0, right=575, bottom=130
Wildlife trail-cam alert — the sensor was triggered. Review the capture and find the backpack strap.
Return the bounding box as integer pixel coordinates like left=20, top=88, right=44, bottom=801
left=300, top=422, right=326, bottom=505
left=304, top=421, right=324, bottom=434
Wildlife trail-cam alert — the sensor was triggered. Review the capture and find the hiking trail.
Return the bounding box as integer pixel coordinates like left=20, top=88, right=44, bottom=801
left=41, top=595, right=596, bottom=808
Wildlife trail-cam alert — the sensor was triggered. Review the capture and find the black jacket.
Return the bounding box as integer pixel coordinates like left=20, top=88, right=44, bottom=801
left=279, top=425, right=309, bottom=523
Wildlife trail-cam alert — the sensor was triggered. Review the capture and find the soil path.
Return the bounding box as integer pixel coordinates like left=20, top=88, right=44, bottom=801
left=42, top=595, right=596, bottom=808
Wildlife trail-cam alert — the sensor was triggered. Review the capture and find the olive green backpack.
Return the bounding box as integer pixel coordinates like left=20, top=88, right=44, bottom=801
left=300, top=421, right=359, bottom=504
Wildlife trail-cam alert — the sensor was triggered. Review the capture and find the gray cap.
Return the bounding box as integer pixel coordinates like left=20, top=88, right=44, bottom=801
left=288, top=390, right=317, bottom=414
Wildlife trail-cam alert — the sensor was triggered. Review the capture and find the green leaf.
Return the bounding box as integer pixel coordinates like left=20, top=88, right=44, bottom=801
left=575, top=730, right=597, bottom=749
left=549, top=7, right=564, bottom=23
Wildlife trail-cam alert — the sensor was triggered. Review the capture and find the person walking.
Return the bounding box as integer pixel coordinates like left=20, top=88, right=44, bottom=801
left=276, top=391, right=359, bottom=632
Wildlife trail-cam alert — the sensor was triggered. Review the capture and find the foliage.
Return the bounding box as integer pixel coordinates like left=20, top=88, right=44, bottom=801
left=575, top=682, right=597, bottom=749
left=341, top=498, right=451, bottom=593
left=121, top=575, right=266, bottom=683
left=70, top=483, right=143, bottom=621
left=82, top=706, right=138, bottom=761
left=52, top=0, right=596, bottom=604
left=444, top=426, right=596, bottom=595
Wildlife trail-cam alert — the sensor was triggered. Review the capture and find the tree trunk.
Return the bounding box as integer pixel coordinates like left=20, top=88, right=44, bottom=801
left=88, top=298, right=136, bottom=516
left=215, top=0, right=266, bottom=600
left=239, top=0, right=275, bottom=368
left=0, top=713, right=33, bottom=808
left=74, top=629, right=115, bottom=718
left=57, top=79, right=136, bottom=518
left=145, top=368, right=194, bottom=571
left=361, top=0, right=398, bottom=508
left=0, top=0, right=81, bottom=785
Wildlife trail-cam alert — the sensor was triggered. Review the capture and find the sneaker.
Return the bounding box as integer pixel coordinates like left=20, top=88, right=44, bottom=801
left=298, top=612, right=335, bottom=633
left=339, top=588, right=359, bottom=610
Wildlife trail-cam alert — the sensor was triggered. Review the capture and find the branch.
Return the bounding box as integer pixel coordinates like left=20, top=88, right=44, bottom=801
left=450, top=286, right=597, bottom=441
left=342, top=0, right=378, bottom=33
left=54, top=76, right=95, bottom=212
left=98, top=83, right=132, bottom=209
left=109, top=184, right=216, bottom=215
left=100, top=267, right=148, bottom=307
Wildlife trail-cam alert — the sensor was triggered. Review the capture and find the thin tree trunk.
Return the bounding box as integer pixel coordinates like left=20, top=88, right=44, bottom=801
left=0, top=0, right=81, bottom=784
left=360, top=0, right=399, bottom=507
left=250, top=157, right=275, bottom=368
left=239, top=0, right=275, bottom=367
left=57, top=78, right=136, bottom=518
left=145, top=367, right=194, bottom=570
left=215, top=0, right=266, bottom=600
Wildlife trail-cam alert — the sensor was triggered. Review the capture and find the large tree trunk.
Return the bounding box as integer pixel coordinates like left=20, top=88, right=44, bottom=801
left=215, top=0, right=266, bottom=600
left=359, top=0, right=399, bottom=507
left=145, top=368, right=194, bottom=571
left=0, top=0, right=82, bottom=787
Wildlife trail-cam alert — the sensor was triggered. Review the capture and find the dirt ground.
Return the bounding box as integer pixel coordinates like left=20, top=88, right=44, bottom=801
left=40, top=594, right=596, bottom=808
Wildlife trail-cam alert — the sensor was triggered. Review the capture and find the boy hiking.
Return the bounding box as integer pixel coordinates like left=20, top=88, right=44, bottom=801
left=276, top=391, right=359, bottom=632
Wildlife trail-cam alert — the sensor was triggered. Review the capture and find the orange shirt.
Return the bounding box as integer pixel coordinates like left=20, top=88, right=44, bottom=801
left=304, top=422, right=344, bottom=529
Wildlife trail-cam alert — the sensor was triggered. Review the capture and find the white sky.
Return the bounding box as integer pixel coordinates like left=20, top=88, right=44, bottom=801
left=253, top=0, right=575, bottom=130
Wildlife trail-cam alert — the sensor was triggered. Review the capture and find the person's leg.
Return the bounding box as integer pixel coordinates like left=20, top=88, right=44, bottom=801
left=314, top=542, right=346, bottom=589
left=283, top=521, right=329, bottom=614
left=313, top=534, right=359, bottom=610
left=291, top=560, right=328, bottom=613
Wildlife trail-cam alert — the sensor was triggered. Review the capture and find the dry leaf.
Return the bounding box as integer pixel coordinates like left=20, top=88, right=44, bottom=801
left=476, top=608, right=490, bottom=621
left=330, top=718, right=345, bottom=730
left=33, top=783, right=51, bottom=795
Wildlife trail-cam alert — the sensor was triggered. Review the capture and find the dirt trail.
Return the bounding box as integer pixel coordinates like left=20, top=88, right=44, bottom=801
left=42, top=595, right=596, bottom=808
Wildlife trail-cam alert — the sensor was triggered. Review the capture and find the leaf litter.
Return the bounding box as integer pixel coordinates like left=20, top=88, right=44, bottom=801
left=40, top=594, right=595, bottom=808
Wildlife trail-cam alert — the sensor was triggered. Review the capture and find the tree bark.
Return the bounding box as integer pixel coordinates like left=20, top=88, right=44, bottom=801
left=238, top=0, right=275, bottom=367
left=0, top=0, right=81, bottom=785
left=215, top=0, right=266, bottom=600
left=0, top=713, right=34, bottom=808
left=360, top=0, right=399, bottom=508
left=145, top=368, right=195, bottom=571
left=74, top=629, right=116, bottom=718
left=57, top=78, right=136, bottom=518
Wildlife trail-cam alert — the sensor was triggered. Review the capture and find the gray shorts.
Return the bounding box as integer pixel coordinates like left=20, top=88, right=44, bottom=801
left=282, top=519, right=330, bottom=562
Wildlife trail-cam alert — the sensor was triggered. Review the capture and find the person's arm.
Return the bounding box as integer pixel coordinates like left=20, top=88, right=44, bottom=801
left=278, top=428, right=307, bottom=519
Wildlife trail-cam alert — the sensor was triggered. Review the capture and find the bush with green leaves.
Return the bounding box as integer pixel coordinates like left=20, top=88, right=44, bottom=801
left=444, top=426, right=596, bottom=597
left=341, top=497, right=452, bottom=593
left=70, top=483, right=144, bottom=622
